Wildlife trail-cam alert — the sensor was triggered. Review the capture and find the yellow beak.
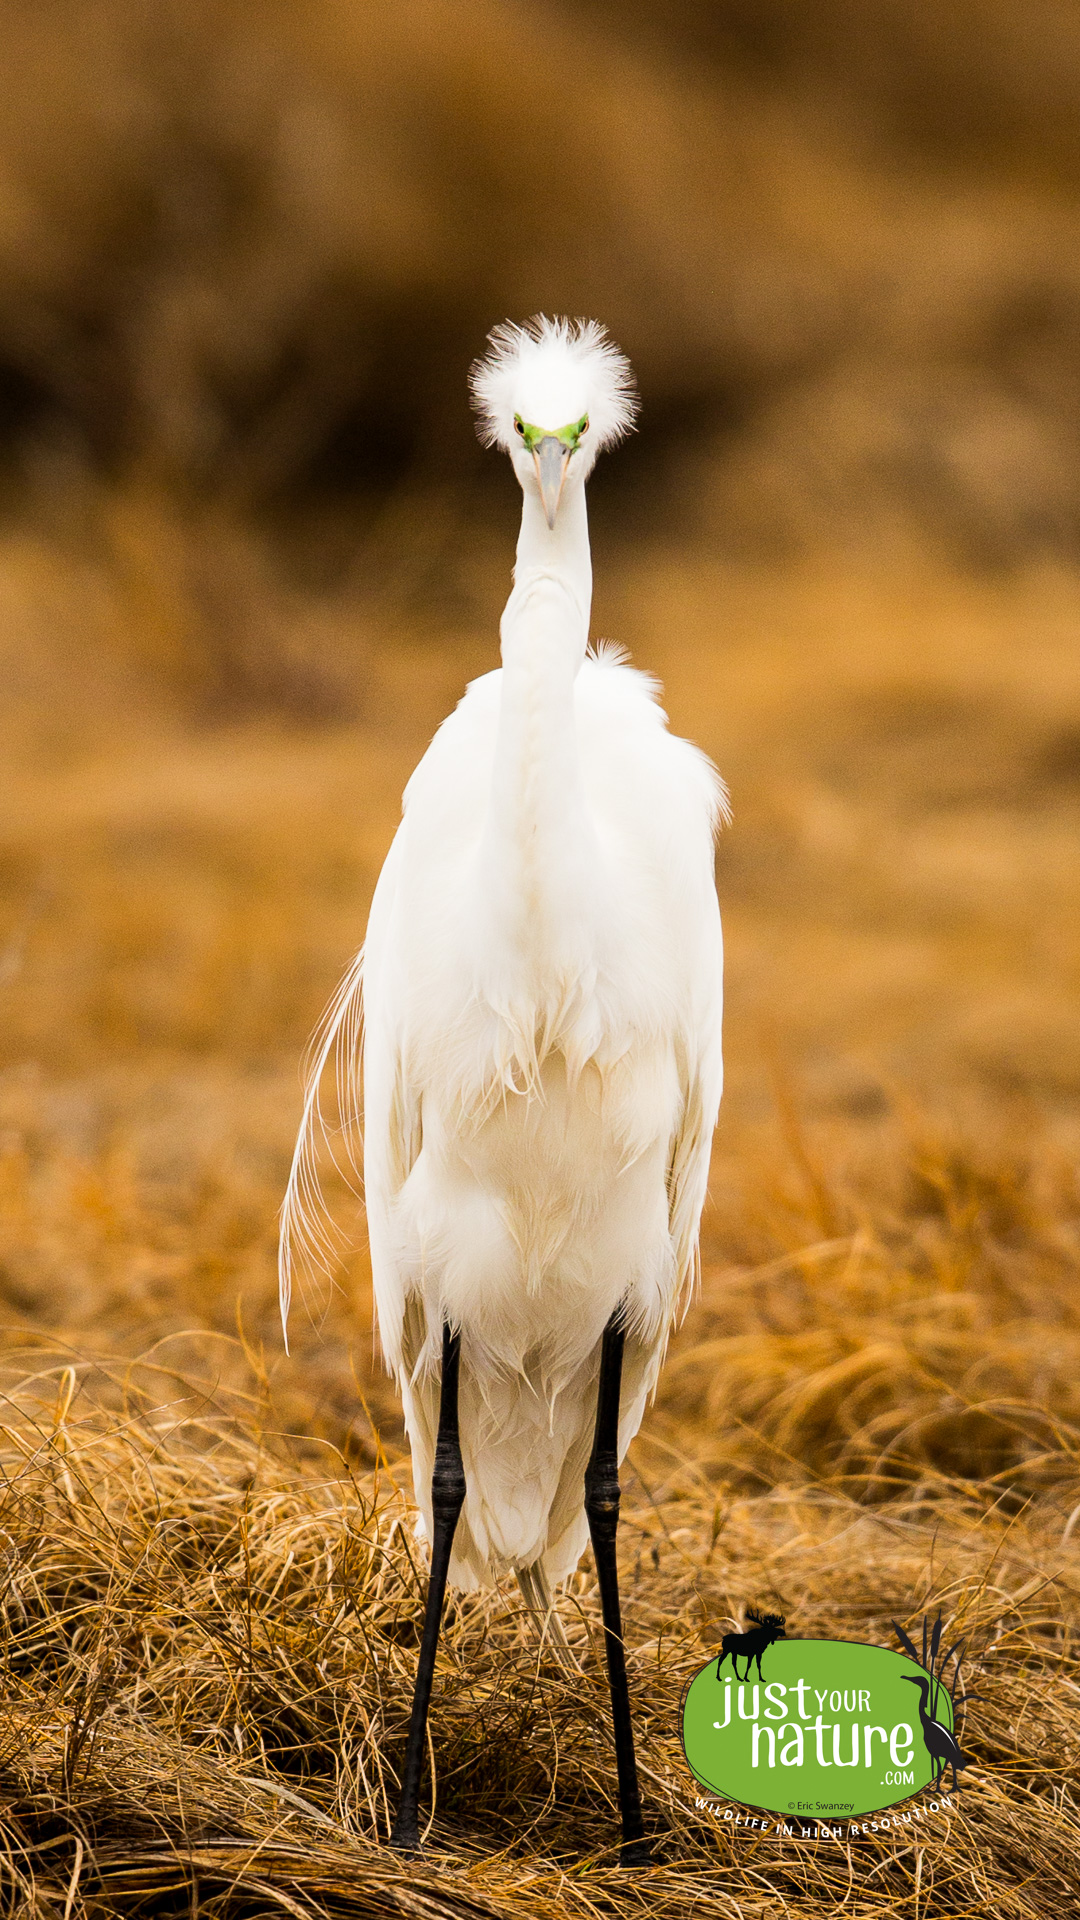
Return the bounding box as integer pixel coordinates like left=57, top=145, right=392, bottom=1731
left=533, top=435, right=571, bottom=528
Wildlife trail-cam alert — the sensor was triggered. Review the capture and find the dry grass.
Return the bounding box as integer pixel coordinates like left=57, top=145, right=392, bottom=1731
left=0, top=1307, right=1078, bottom=1920
left=1, top=6, right=1079, bottom=1909
left=1, top=499, right=1080, bottom=1911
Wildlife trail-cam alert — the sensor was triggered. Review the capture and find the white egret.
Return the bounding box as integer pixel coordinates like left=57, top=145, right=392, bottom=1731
left=280, top=316, right=727, bottom=1863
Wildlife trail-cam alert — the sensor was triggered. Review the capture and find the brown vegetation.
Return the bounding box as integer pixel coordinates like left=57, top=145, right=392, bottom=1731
left=3, top=536, right=1079, bottom=1915
left=0, top=1326, right=1078, bottom=1920
left=1, top=2, right=1080, bottom=1914
left=3, top=0, right=1080, bottom=565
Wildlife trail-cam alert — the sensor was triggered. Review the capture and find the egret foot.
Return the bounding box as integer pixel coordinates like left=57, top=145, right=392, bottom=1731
left=619, top=1838, right=653, bottom=1869
left=389, top=1325, right=465, bottom=1854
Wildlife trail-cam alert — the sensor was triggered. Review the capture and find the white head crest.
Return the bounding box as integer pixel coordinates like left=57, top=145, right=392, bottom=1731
left=469, top=316, right=638, bottom=457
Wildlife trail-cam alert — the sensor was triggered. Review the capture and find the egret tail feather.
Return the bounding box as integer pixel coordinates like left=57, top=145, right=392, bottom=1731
left=516, top=1563, right=581, bottom=1674
left=278, top=944, right=366, bottom=1342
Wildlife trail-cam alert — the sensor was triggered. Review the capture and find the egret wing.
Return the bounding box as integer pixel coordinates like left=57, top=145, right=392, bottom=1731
left=667, top=1006, right=724, bottom=1329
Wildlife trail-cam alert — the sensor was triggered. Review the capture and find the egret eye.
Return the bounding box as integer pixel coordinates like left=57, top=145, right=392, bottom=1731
left=514, top=417, right=525, bottom=437
left=581, top=417, right=589, bottom=433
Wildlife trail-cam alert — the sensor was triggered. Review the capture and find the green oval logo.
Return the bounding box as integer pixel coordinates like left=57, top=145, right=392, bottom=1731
left=682, top=1639, right=956, bottom=1818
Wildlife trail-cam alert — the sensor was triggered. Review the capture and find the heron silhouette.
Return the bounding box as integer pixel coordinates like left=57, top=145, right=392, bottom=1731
left=902, top=1674, right=973, bottom=1790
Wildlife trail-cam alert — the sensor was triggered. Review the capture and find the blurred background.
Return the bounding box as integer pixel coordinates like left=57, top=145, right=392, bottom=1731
left=1, top=0, right=1078, bottom=1460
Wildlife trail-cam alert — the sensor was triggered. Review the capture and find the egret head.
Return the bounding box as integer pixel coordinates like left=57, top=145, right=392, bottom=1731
left=470, top=315, right=637, bottom=528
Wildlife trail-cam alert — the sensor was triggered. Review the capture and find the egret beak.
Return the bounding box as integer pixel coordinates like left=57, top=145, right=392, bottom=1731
left=533, top=435, right=571, bottom=528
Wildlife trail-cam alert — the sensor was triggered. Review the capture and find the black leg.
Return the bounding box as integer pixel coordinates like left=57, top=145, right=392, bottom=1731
left=390, top=1323, right=466, bottom=1852
left=584, top=1309, right=649, bottom=1868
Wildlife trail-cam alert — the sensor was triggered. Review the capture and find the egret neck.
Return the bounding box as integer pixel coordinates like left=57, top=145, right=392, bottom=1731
left=479, top=471, right=600, bottom=996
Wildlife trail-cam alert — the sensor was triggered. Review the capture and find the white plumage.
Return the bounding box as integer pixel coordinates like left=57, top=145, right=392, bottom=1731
left=281, top=316, right=726, bottom=1601
left=470, top=315, right=638, bottom=454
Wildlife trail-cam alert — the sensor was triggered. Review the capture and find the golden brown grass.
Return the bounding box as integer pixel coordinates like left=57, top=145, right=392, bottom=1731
left=2, top=4, right=1080, bottom=1906
left=1, top=1295, right=1078, bottom=1920
left=1, top=509, right=1080, bottom=1913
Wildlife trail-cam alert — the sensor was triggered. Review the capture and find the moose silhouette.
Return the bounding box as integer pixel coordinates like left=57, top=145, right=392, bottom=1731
left=716, top=1608, right=787, bottom=1682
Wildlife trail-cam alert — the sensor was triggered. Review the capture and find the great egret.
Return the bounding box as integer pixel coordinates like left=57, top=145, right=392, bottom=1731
left=280, top=316, right=727, bottom=1864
